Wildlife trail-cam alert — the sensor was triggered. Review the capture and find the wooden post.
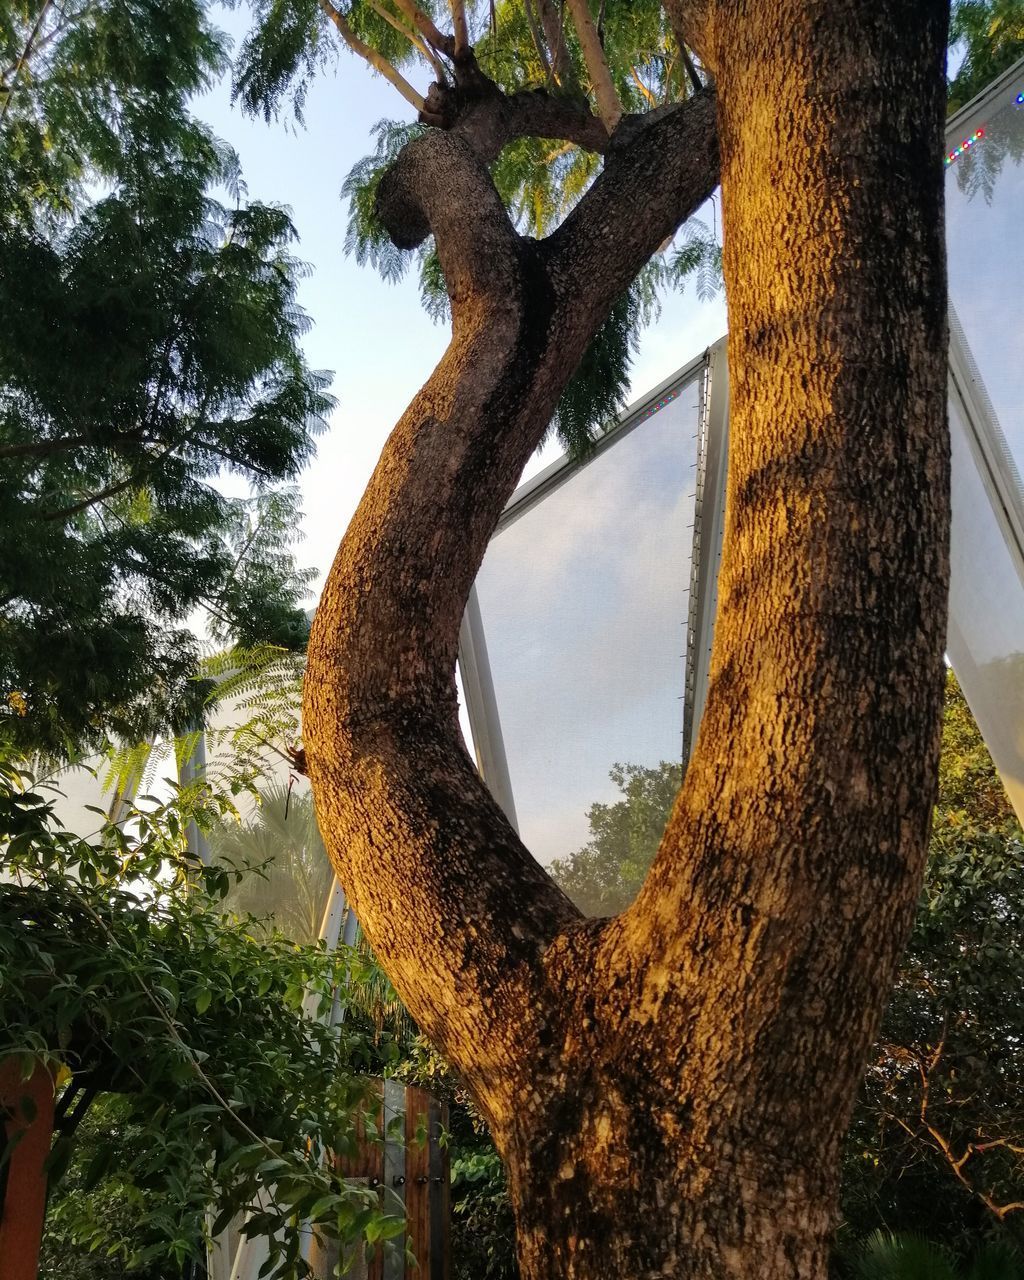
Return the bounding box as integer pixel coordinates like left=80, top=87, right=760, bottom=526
left=312, top=1079, right=450, bottom=1280
left=0, top=1059, right=55, bottom=1280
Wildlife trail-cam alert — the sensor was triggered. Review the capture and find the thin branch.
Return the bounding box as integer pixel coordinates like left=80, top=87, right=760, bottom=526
left=679, top=44, right=704, bottom=95
left=631, top=65, right=657, bottom=105
left=564, top=0, right=621, bottom=131
left=0, top=4, right=75, bottom=83
left=368, top=0, right=448, bottom=80
left=43, top=468, right=152, bottom=521
left=535, top=0, right=576, bottom=89
left=664, top=8, right=704, bottom=95
left=0, top=0, right=55, bottom=126
left=523, top=0, right=553, bottom=84
left=449, top=0, right=470, bottom=56
left=318, top=0, right=426, bottom=113
left=391, top=0, right=455, bottom=58
left=0, top=430, right=143, bottom=461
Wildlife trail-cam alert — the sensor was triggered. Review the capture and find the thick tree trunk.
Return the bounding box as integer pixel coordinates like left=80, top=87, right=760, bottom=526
left=304, top=0, right=950, bottom=1274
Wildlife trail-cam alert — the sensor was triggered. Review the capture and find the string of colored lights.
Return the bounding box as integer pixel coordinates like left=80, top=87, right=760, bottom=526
left=946, top=127, right=985, bottom=166
left=944, top=86, right=1024, bottom=167
left=636, top=387, right=680, bottom=424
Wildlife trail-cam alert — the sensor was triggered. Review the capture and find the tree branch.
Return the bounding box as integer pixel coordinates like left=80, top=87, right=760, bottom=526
left=679, top=43, right=705, bottom=95
left=368, top=0, right=448, bottom=81
left=449, top=0, right=470, bottom=56
left=0, top=0, right=54, bottom=126
left=318, top=0, right=426, bottom=113
left=564, top=0, right=622, bottom=131
left=0, top=430, right=145, bottom=461
left=535, top=0, right=578, bottom=90
left=462, top=85, right=610, bottom=158
left=42, top=464, right=162, bottom=521
left=522, top=0, right=554, bottom=84
left=306, top=90, right=719, bottom=1133
left=545, top=91, right=718, bottom=303
left=661, top=0, right=716, bottom=68
left=663, top=5, right=706, bottom=94
left=391, top=0, right=456, bottom=57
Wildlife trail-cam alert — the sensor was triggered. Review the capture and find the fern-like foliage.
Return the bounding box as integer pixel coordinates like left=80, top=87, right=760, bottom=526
left=99, top=640, right=304, bottom=806
left=666, top=214, right=723, bottom=302
left=341, top=117, right=427, bottom=281
left=549, top=260, right=664, bottom=457
left=230, top=0, right=334, bottom=123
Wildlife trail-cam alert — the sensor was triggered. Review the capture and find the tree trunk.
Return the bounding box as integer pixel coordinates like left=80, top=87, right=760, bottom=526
left=304, top=0, right=951, bottom=1274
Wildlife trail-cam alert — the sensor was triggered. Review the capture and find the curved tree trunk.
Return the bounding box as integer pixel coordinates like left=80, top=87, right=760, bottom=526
left=304, top=0, right=950, bottom=1274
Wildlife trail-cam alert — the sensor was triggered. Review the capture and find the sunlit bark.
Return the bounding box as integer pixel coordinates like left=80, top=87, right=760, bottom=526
left=305, top=0, right=951, bottom=1274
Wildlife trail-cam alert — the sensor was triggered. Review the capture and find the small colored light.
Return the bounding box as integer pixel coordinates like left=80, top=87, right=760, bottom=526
left=1016, top=92, right=1023, bottom=104
left=944, top=127, right=985, bottom=166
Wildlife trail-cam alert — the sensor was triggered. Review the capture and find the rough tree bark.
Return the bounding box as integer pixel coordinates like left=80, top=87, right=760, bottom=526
left=304, top=0, right=951, bottom=1275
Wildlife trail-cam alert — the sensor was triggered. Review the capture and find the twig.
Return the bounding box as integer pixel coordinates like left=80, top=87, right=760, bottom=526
left=0, top=0, right=55, bottom=126
left=368, top=0, right=448, bottom=80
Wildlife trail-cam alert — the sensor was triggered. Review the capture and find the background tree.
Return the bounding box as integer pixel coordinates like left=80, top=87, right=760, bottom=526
left=843, top=676, right=1024, bottom=1248
left=549, top=761, right=683, bottom=916
left=0, top=0, right=331, bottom=757
left=948, top=0, right=1024, bottom=108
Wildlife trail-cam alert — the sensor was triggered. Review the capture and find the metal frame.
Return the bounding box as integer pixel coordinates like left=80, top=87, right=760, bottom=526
left=945, top=52, right=1024, bottom=137
left=495, top=348, right=712, bottom=535
left=458, top=347, right=722, bottom=796
left=683, top=335, right=730, bottom=760
left=458, top=590, right=519, bottom=830
left=948, top=317, right=1024, bottom=586
left=461, top=54, right=1024, bottom=824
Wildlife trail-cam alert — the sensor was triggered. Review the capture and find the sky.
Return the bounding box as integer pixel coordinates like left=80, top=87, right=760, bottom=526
left=193, top=5, right=728, bottom=601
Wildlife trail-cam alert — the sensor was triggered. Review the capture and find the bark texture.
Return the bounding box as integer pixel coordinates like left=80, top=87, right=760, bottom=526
left=305, top=1, right=951, bottom=1274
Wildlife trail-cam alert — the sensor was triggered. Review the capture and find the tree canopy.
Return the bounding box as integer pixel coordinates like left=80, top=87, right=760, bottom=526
left=0, top=0, right=331, bottom=757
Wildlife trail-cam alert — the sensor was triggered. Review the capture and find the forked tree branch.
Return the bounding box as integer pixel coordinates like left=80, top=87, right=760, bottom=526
left=546, top=92, right=717, bottom=303
left=306, top=89, right=719, bottom=1131
left=368, top=0, right=448, bottom=80
left=318, top=0, right=426, bottom=112
left=391, top=0, right=456, bottom=58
